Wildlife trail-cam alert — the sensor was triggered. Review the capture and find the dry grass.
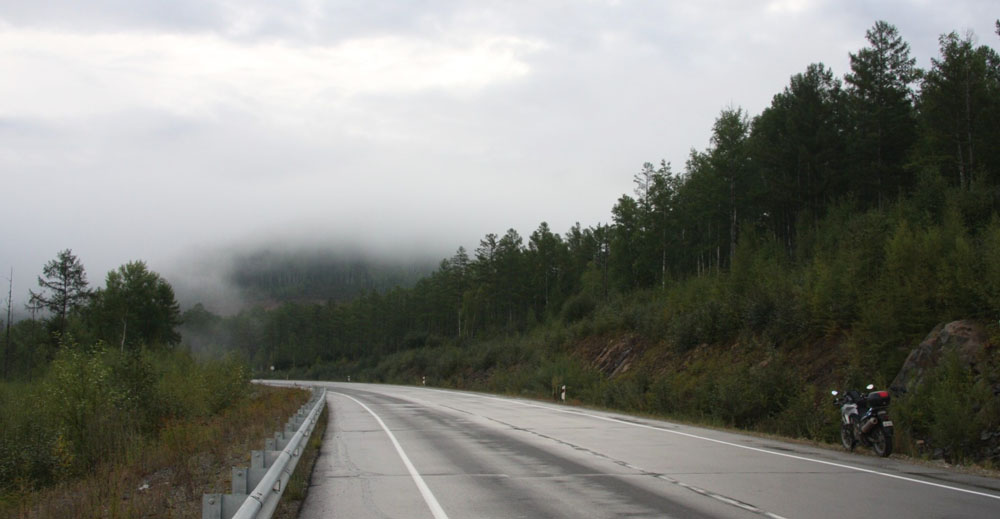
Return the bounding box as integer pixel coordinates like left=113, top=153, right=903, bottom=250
left=1, top=385, right=310, bottom=519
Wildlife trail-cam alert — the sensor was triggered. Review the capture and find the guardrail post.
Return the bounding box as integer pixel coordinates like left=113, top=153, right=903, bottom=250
left=203, top=494, right=222, bottom=519
left=232, top=467, right=249, bottom=495
left=274, top=431, right=288, bottom=450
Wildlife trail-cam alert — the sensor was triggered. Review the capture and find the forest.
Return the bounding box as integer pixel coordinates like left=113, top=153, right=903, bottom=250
left=229, top=248, right=432, bottom=305
left=175, top=21, right=1000, bottom=463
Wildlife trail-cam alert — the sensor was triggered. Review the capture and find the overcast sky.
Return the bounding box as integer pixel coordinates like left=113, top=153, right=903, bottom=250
left=2, top=1, right=997, bottom=312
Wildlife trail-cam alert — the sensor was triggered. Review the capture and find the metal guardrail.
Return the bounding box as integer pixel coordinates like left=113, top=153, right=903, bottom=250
left=202, top=386, right=327, bottom=519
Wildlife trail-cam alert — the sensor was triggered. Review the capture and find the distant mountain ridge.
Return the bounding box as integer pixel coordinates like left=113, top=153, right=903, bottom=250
left=229, top=249, right=434, bottom=305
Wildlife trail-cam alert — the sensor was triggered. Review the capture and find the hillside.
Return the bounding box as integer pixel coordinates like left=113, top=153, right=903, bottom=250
left=229, top=249, right=433, bottom=305
left=181, top=21, right=1000, bottom=465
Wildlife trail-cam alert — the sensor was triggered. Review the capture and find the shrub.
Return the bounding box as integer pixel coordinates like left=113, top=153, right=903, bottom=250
left=1, top=344, right=251, bottom=492
left=896, top=352, right=996, bottom=463
left=667, top=300, right=735, bottom=352
left=561, top=293, right=596, bottom=323
left=599, top=370, right=650, bottom=412
left=42, top=345, right=131, bottom=474
left=709, top=359, right=797, bottom=429
left=0, top=382, right=60, bottom=491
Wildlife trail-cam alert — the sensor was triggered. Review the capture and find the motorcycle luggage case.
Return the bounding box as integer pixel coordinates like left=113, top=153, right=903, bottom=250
left=867, top=391, right=890, bottom=407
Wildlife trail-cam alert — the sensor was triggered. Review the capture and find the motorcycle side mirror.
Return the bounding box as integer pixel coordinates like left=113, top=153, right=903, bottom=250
left=831, top=390, right=839, bottom=396
left=866, top=384, right=874, bottom=390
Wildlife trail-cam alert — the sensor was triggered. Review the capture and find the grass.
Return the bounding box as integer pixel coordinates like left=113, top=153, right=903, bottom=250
left=1, top=385, right=310, bottom=519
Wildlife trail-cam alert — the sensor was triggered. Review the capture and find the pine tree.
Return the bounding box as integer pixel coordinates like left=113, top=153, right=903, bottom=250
left=710, top=107, right=752, bottom=267
left=751, top=63, right=846, bottom=250
left=28, top=249, right=91, bottom=336
left=845, top=20, right=920, bottom=207
left=917, top=30, right=1000, bottom=189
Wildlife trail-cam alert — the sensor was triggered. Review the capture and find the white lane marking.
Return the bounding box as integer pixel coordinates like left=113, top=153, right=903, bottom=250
left=333, top=392, right=450, bottom=519
left=439, top=389, right=1000, bottom=502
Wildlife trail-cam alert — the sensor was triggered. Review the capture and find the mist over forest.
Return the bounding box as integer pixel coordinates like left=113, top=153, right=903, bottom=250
left=164, top=242, right=439, bottom=315
left=227, top=248, right=434, bottom=305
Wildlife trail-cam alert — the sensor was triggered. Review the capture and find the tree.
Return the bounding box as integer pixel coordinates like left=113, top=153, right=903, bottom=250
left=90, top=261, right=181, bottom=350
left=709, top=107, right=752, bottom=267
left=844, top=20, right=920, bottom=207
left=563, top=222, right=600, bottom=297
left=446, top=247, right=470, bottom=337
left=28, top=249, right=91, bottom=335
left=751, top=63, right=846, bottom=250
left=679, top=148, right=726, bottom=274
left=610, top=194, right=644, bottom=290
left=527, top=222, right=566, bottom=317
left=495, top=229, right=526, bottom=331
left=917, top=31, right=1000, bottom=190
left=646, top=161, right=682, bottom=287
left=4, top=269, right=11, bottom=378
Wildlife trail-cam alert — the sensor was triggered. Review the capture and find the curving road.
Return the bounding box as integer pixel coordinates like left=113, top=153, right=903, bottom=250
left=271, top=382, right=1000, bottom=518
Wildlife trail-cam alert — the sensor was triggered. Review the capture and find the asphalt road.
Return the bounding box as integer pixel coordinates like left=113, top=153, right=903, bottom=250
left=274, top=381, right=1000, bottom=518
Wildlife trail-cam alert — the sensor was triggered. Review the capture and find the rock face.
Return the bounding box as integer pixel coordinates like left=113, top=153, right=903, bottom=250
left=591, top=335, right=642, bottom=378
left=891, top=320, right=989, bottom=394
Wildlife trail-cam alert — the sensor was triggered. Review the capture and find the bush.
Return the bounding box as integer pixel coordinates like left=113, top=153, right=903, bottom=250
left=599, top=370, right=650, bottom=412
left=561, top=293, right=596, bottom=323
left=0, top=343, right=251, bottom=491
left=0, top=382, right=60, bottom=491
left=668, top=300, right=735, bottom=352
left=762, top=385, right=835, bottom=442
left=42, top=345, right=132, bottom=474
left=895, top=352, right=997, bottom=463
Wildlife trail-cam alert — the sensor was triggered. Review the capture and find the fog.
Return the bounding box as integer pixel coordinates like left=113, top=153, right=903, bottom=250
left=2, top=1, right=997, bottom=315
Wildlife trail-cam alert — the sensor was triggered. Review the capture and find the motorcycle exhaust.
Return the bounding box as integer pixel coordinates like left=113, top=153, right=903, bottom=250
left=860, top=417, right=878, bottom=434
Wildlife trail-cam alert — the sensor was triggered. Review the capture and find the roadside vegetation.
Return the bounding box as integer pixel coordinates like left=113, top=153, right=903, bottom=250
left=0, top=252, right=314, bottom=516
left=1, top=372, right=309, bottom=518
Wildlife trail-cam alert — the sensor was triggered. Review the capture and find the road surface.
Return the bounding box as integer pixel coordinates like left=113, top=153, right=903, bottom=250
left=272, top=382, right=1000, bottom=518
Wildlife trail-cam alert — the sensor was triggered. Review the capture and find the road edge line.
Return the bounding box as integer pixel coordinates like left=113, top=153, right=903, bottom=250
left=447, top=390, right=1000, bottom=502
left=333, top=392, right=450, bottom=519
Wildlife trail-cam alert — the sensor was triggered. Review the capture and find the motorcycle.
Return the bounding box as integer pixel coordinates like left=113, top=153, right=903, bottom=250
left=831, top=384, right=894, bottom=457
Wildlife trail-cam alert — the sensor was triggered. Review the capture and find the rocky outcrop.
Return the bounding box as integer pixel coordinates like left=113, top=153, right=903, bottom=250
left=891, top=320, right=989, bottom=394
left=591, top=335, right=642, bottom=378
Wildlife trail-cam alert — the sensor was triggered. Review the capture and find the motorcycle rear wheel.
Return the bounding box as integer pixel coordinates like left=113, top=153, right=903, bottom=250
left=871, top=427, right=893, bottom=457
left=840, top=425, right=856, bottom=451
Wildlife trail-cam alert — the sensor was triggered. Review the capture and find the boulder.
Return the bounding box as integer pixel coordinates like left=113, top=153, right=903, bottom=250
left=890, top=320, right=989, bottom=394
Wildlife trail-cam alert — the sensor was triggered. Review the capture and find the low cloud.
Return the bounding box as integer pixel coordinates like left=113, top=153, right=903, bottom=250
left=2, top=1, right=997, bottom=314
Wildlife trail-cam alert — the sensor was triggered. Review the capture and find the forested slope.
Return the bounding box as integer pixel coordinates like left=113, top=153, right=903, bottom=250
left=186, top=21, right=1000, bottom=464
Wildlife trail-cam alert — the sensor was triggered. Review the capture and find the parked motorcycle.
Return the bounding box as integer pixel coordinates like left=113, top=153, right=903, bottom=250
left=831, top=384, right=894, bottom=457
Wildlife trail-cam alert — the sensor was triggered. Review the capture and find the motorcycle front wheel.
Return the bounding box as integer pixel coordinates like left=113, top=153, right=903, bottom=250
left=871, top=427, right=893, bottom=457
left=840, top=425, right=856, bottom=451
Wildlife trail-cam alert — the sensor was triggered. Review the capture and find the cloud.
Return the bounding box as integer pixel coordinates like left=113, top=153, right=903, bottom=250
left=0, top=28, right=544, bottom=122
left=2, top=1, right=998, bottom=314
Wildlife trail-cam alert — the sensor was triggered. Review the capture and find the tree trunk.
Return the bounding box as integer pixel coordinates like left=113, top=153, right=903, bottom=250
left=965, top=66, right=974, bottom=186
left=4, top=269, right=12, bottom=379
left=730, top=177, right=737, bottom=268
